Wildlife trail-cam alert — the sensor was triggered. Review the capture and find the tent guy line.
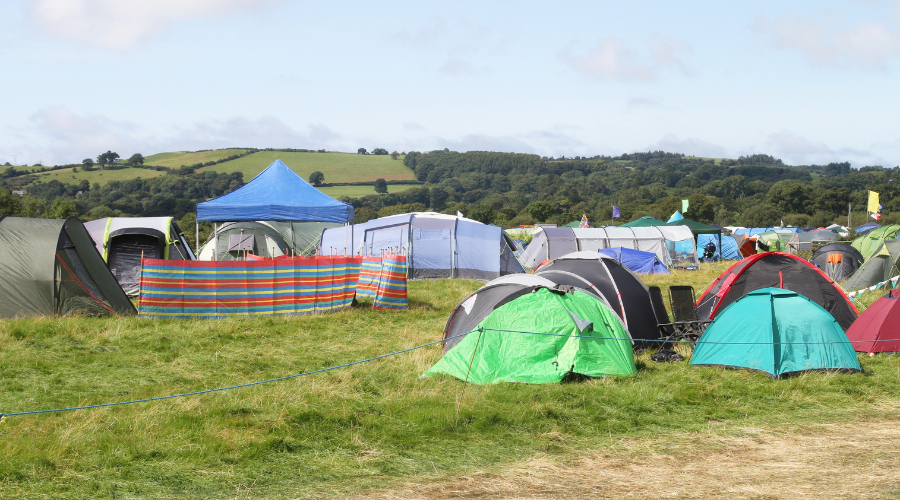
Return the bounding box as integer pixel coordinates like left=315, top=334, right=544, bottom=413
left=0, top=331, right=470, bottom=420
left=2, top=327, right=893, bottom=421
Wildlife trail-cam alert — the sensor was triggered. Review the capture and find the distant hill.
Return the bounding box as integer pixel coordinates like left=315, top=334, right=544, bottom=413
left=18, top=149, right=417, bottom=198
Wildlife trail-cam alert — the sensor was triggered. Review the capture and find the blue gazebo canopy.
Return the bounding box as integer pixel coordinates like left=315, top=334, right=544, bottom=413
left=197, top=159, right=354, bottom=222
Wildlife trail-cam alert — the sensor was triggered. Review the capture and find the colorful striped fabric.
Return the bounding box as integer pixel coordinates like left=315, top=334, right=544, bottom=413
left=138, top=256, right=362, bottom=318
left=374, top=255, right=408, bottom=310
left=356, top=257, right=383, bottom=300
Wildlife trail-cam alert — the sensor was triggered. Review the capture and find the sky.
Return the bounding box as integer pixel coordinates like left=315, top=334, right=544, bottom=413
left=2, top=0, right=900, bottom=168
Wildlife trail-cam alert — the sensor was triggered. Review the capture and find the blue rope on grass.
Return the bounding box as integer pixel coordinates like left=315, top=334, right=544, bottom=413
left=0, top=332, right=469, bottom=419
left=3, top=327, right=898, bottom=419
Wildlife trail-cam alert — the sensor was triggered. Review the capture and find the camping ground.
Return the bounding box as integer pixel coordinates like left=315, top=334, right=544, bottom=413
left=0, top=262, right=898, bottom=499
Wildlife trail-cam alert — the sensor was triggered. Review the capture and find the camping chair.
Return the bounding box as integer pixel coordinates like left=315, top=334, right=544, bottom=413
left=668, top=285, right=711, bottom=341
left=648, top=286, right=676, bottom=341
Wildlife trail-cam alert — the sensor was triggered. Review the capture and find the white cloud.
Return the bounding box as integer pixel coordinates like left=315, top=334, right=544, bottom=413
left=30, top=0, right=280, bottom=50
left=766, top=130, right=892, bottom=167
left=562, top=36, right=692, bottom=82
left=755, top=14, right=900, bottom=69
left=0, top=107, right=345, bottom=165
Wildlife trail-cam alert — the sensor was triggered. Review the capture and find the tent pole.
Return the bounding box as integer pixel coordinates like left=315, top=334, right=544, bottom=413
left=848, top=204, right=851, bottom=232
left=195, top=218, right=199, bottom=255
left=213, top=222, right=217, bottom=261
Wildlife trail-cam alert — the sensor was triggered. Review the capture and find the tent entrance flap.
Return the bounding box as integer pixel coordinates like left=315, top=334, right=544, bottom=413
left=412, top=229, right=452, bottom=278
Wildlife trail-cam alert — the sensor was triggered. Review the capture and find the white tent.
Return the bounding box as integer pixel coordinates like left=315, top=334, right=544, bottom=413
left=518, top=226, right=697, bottom=270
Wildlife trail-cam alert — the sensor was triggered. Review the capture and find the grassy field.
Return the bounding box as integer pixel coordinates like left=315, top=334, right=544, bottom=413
left=200, top=151, right=415, bottom=183
left=0, top=264, right=895, bottom=498
left=318, top=184, right=416, bottom=198
left=143, top=149, right=251, bottom=169
left=25, top=150, right=417, bottom=190
left=26, top=166, right=167, bottom=185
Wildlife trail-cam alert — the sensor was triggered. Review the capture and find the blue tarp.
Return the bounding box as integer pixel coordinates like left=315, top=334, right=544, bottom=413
left=697, top=234, right=740, bottom=260
left=854, top=222, right=881, bottom=235
left=197, top=160, right=354, bottom=222
left=597, top=247, right=670, bottom=274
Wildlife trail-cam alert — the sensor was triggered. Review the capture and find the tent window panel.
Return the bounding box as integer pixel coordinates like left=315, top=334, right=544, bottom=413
left=412, top=229, right=452, bottom=278
left=576, top=238, right=607, bottom=252
left=228, top=234, right=256, bottom=252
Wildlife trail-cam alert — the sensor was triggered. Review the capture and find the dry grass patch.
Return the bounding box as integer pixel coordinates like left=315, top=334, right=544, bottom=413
left=354, top=417, right=900, bottom=500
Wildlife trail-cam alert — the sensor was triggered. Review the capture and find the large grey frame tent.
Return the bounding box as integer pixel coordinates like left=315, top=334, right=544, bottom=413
left=519, top=226, right=697, bottom=270
left=320, top=212, right=524, bottom=280
left=0, top=216, right=136, bottom=318
left=84, top=217, right=195, bottom=295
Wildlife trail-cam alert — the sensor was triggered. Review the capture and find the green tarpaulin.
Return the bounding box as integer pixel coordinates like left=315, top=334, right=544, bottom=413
left=424, top=288, right=636, bottom=384
left=690, top=288, right=860, bottom=378
left=620, top=216, right=665, bottom=227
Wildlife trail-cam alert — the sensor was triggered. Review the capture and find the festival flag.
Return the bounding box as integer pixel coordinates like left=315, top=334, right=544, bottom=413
left=579, top=214, right=590, bottom=228
left=682, top=199, right=689, bottom=214
left=868, top=191, right=880, bottom=214
left=612, top=206, right=620, bottom=218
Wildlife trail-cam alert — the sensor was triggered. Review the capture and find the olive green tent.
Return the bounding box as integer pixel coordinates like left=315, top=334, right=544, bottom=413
left=844, top=238, right=900, bottom=291
left=852, top=225, right=900, bottom=259
left=0, top=216, right=136, bottom=318
left=424, top=287, right=636, bottom=384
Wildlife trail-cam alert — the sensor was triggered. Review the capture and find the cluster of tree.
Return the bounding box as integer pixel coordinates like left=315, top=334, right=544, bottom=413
left=0, top=170, right=244, bottom=228
left=4, top=147, right=898, bottom=242
left=334, top=150, right=898, bottom=230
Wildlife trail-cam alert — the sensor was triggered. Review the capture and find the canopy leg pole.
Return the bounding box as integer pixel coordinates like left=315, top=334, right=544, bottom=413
left=195, top=218, right=200, bottom=255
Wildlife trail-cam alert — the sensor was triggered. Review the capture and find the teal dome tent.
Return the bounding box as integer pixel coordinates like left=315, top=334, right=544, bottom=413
left=691, top=288, right=860, bottom=378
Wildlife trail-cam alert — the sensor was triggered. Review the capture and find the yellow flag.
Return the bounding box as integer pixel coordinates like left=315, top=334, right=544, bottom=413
left=868, top=191, right=880, bottom=213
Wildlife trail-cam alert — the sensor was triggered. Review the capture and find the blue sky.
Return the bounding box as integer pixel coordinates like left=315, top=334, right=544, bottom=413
left=2, top=0, right=899, bottom=167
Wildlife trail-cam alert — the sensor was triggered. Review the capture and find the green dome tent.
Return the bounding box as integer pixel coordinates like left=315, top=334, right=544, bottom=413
left=425, top=287, right=636, bottom=384
left=691, top=288, right=860, bottom=378
left=852, top=225, right=900, bottom=259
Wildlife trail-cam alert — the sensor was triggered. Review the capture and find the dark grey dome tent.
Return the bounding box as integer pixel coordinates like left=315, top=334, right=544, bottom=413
left=0, top=216, right=136, bottom=318
left=84, top=217, right=195, bottom=296
left=810, top=243, right=864, bottom=283
left=534, top=251, right=660, bottom=343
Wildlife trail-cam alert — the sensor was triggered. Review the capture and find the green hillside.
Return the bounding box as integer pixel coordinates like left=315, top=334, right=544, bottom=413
left=23, top=150, right=417, bottom=198
left=143, top=148, right=250, bottom=169
left=201, top=151, right=415, bottom=183
left=28, top=166, right=167, bottom=185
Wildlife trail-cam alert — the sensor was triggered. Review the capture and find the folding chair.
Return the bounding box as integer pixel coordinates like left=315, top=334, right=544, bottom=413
left=648, top=286, right=676, bottom=341
left=668, top=285, right=711, bottom=341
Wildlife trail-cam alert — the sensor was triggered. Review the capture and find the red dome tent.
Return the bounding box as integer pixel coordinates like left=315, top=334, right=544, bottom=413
left=695, top=252, right=858, bottom=330
left=844, top=290, right=900, bottom=354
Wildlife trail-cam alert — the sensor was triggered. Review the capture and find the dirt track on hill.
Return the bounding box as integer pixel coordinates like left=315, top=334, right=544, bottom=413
left=352, top=418, right=900, bottom=499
